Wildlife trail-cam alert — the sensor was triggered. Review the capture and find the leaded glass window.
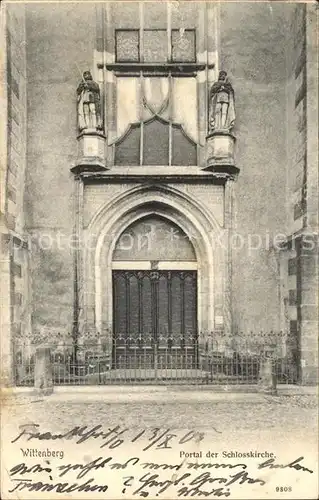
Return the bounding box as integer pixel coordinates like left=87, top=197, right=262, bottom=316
left=143, top=119, right=169, bottom=165
left=171, top=124, right=197, bottom=166
left=114, top=123, right=140, bottom=166
left=114, top=118, right=197, bottom=166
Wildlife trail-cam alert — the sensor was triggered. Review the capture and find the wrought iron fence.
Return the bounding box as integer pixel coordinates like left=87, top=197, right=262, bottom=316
left=13, top=331, right=298, bottom=386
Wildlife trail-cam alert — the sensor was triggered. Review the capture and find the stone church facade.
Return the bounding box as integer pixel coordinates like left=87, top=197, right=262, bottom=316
left=0, top=2, right=318, bottom=384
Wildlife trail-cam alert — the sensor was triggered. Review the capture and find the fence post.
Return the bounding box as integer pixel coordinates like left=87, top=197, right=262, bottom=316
left=34, top=347, right=54, bottom=395
left=258, top=348, right=277, bottom=395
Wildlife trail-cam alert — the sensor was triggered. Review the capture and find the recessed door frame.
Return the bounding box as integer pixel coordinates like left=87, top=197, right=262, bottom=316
left=95, top=206, right=214, bottom=336
left=87, top=186, right=222, bottom=354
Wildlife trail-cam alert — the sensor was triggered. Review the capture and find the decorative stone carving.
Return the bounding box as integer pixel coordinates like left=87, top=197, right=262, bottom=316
left=72, top=132, right=107, bottom=173
left=77, top=70, right=103, bottom=133
left=204, top=130, right=238, bottom=177
left=209, top=71, right=235, bottom=133
left=204, top=71, right=238, bottom=177
left=34, top=347, right=53, bottom=395
left=73, top=71, right=107, bottom=173
left=258, top=349, right=277, bottom=395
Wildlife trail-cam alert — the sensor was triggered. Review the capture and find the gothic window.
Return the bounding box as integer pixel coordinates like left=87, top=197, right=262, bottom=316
left=143, top=118, right=169, bottom=165
left=113, top=21, right=198, bottom=166
left=114, top=117, right=197, bottom=167
left=115, top=29, right=196, bottom=63
left=114, top=123, right=140, bottom=166
left=171, top=124, right=197, bottom=166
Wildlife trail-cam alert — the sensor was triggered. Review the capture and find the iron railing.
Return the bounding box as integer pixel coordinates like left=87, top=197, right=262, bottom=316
left=13, top=332, right=298, bottom=386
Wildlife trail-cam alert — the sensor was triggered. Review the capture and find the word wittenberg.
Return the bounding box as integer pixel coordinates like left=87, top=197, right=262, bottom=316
left=11, top=424, right=205, bottom=451
left=20, top=448, right=64, bottom=459
left=8, top=454, right=314, bottom=497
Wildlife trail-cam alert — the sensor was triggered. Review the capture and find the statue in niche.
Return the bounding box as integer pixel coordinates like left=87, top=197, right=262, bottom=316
left=77, top=70, right=103, bottom=133
left=209, top=70, right=235, bottom=133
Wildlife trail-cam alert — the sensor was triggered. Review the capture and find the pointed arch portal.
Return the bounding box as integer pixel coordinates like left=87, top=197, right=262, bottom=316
left=112, top=215, right=198, bottom=368
left=82, top=184, right=224, bottom=374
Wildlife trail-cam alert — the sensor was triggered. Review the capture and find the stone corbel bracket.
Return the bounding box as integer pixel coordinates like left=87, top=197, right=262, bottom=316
left=203, top=130, right=239, bottom=178
left=71, top=130, right=108, bottom=174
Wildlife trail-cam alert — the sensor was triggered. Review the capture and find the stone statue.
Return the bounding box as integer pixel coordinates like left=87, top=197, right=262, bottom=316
left=77, top=71, right=103, bottom=133
left=209, top=70, right=235, bottom=132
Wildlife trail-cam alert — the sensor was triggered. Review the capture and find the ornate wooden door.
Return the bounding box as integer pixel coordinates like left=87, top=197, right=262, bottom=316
left=112, top=270, right=197, bottom=369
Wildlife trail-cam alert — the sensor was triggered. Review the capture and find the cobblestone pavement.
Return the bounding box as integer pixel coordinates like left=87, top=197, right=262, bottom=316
left=2, top=390, right=318, bottom=500
left=3, top=391, right=317, bottom=443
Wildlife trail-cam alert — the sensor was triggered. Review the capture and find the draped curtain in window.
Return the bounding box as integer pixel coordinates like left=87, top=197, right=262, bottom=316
left=115, top=76, right=198, bottom=166
left=116, top=76, right=198, bottom=143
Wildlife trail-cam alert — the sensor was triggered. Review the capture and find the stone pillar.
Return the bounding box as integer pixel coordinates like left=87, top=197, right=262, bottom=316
left=298, top=236, right=318, bottom=384
left=0, top=234, right=14, bottom=386
left=258, top=348, right=277, bottom=395
left=34, top=347, right=53, bottom=395
left=306, top=4, right=318, bottom=233
left=223, top=180, right=234, bottom=338
left=0, top=10, right=14, bottom=387
left=196, top=3, right=209, bottom=169
left=105, top=3, right=116, bottom=165
left=297, top=6, right=318, bottom=385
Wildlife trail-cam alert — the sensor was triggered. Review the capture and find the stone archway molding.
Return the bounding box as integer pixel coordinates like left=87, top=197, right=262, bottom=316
left=88, top=183, right=221, bottom=236
left=84, top=184, right=222, bottom=338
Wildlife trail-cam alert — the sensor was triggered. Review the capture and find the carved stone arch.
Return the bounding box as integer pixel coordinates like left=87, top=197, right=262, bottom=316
left=83, top=184, right=222, bottom=344
left=88, top=183, right=221, bottom=235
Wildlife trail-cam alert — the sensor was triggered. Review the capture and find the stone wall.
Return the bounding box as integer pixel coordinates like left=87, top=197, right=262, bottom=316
left=302, top=4, right=319, bottom=383
left=219, top=2, right=291, bottom=333
left=5, top=5, right=28, bottom=236
left=17, top=2, right=317, bottom=384
left=286, top=4, right=308, bottom=235
left=280, top=3, right=318, bottom=383
left=24, top=3, right=97, bottom=333
left=0, top=4, right=30, bottom=384
left=24, top=3, right=293, bottom=335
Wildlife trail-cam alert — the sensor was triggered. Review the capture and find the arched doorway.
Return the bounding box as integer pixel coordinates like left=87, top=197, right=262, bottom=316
left=111, top=215, right=198, bottom=371
left=86, top=185, right=222, bottom=379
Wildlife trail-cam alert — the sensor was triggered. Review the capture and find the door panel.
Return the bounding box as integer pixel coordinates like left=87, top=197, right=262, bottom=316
left=141, top=274, right=152, bottom=334
left=112, top=270, right=197, bottom=369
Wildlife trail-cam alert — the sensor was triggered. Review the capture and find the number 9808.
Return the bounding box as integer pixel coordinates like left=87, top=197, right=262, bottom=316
left=276, top=486, right=292, bottom=493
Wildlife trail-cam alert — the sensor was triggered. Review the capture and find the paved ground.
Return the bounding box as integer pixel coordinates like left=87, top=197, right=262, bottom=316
left=1, top=386, right=318, bottom=499
left=2, top=386, right=317, bottom=439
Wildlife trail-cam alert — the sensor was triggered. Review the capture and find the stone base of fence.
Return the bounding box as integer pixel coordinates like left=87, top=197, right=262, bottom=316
left=34, top=347, right=54, bottom=395
left=258, top=356, right=277, bottom=395
left=13, top=333, right=297, bottom=386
